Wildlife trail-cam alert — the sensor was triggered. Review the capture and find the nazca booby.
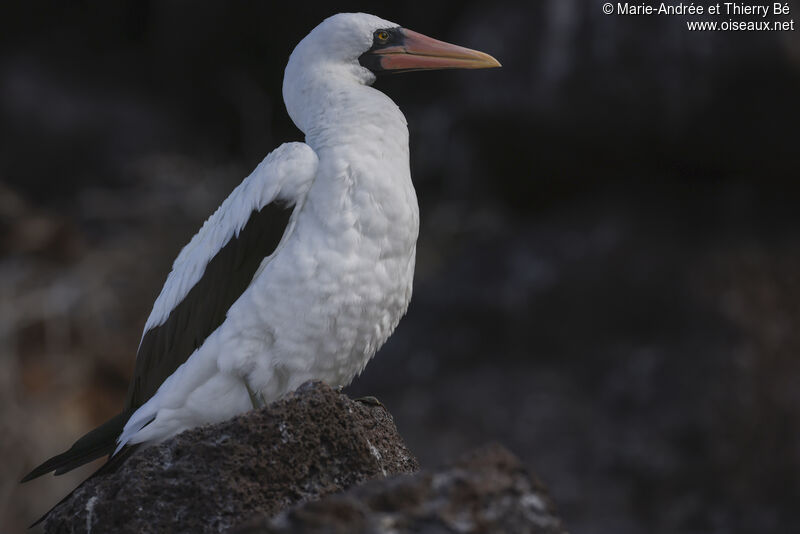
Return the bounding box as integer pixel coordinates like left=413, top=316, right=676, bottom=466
left=23, top=12, right=499, bottom=484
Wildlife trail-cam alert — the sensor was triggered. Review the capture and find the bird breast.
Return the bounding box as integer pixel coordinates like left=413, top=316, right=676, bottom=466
left=223, top=142, right=418, bottom=389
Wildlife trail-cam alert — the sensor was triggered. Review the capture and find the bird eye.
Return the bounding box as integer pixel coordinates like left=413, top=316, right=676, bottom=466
left=376, top=30, right=389, bottom=42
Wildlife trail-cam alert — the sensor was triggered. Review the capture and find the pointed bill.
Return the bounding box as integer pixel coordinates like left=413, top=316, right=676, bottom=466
left=362, top=28, right=501, bottom=73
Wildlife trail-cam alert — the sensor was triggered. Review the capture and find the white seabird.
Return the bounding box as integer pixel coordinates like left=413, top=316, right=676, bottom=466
left=23, top=12, right=499, bottom=486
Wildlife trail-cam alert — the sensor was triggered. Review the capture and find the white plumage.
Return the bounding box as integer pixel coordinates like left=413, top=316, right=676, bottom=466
left=143, top=142, right=319, bottom=335
left=119, top=13, right=419, bottom=448
left=23, top=12, right=499, bottom=488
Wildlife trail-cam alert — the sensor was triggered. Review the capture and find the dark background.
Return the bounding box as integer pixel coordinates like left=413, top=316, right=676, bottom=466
left=3, top=1, right=800, bottom=532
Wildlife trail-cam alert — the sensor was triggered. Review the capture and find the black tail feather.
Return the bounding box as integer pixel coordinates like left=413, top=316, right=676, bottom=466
left=29, top=444, right=140, bottom=528
left=21, top=412, right=128, bottom=483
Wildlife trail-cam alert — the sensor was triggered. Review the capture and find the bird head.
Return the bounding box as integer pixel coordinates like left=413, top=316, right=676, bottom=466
left=290, top=13, right=500, bottom=75
left=283, top=13, right=500, bottom=134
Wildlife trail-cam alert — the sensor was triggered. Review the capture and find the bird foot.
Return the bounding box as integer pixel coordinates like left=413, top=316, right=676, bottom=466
left=354, top=395, right=384, bottom=409
left=245, top=381, right=267, bottom=409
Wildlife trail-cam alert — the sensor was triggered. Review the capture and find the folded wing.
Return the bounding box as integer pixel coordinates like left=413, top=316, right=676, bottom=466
left=22, top=142, right=319, bottom=482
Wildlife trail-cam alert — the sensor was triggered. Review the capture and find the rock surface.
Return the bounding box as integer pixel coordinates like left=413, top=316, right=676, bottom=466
left=44, top=381, right=419, bottom=534
left=236, top=443, right=567, bottom=534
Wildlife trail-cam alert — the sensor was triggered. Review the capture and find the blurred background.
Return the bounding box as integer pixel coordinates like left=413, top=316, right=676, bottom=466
left=2, top=1, right=799, bottom=532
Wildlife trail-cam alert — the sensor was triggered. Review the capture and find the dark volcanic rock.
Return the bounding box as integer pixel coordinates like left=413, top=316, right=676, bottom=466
left=236, top=443, right=567, bottom=534
left=44, top=381, right=419, bottom=534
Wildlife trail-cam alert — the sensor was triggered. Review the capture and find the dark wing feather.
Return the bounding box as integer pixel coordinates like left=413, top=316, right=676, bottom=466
left=125, top=202, right=293, bottom=412
left=19, top=412, right=128, bottom=482
left=28, top=444, right=140, bottom=527
left=22, top=142, right=317, bottom=488
left=20, top=202, right=293, bottom=486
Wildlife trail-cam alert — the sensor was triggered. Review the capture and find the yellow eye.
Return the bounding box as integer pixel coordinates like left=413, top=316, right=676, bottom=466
left=376, top=31, right=389, bottom=42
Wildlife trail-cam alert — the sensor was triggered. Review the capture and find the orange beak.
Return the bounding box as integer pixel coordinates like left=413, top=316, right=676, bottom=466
left=361, top=28, right=501, bottom=73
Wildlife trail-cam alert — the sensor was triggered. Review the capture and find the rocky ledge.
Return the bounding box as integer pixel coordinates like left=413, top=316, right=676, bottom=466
left=237, top=443, right=566, bottom=534
left=44, top=382, right=565, bottom=533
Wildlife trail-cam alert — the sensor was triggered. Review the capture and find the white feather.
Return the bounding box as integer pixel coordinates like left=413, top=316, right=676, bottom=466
left=142, top=142, right=319, bottom=336
left=119, top=13, right=418, bottom=450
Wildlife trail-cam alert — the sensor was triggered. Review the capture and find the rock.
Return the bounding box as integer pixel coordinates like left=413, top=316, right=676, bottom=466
left=44, top=381, right=419, bottom=534
left=236, top=443, right=567, bottom=534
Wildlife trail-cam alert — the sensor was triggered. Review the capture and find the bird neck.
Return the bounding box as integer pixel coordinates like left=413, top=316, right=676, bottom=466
left=289, top=79, right=416, bottom=238
left=309, top=85, right=408, bottom=152
left=283, top=63, right=414, bottom=233
left=307, top=81, right=411, bottom=195
left=285, top=67, right=407, bottom=148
